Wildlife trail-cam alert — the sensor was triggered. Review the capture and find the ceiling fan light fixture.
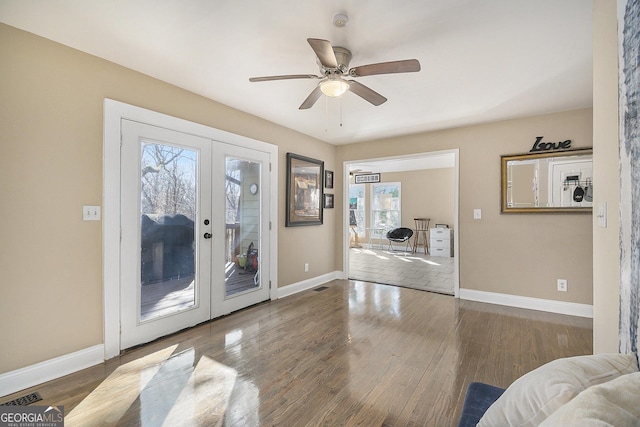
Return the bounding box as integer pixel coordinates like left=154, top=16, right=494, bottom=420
left=320, top=78, right=349, bottom=97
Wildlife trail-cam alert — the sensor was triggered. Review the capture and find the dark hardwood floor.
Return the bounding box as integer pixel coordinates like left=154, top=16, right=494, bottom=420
left=1, top=280, right=593, bottom=426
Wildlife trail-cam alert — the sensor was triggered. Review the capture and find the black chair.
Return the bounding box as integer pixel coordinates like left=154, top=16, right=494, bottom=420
left=386, top=227, right=414, bottom=253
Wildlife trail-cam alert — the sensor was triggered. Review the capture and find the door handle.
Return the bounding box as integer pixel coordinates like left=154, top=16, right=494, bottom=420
left=203, top=232, right=212, bottom=239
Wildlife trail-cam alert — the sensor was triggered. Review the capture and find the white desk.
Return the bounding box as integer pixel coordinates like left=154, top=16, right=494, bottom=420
left=430, top=228, right=453, bottom=257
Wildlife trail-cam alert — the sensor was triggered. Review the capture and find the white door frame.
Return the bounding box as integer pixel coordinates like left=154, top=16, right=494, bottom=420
left=342, top=149, right=460, bottom=297
left=103, top=99, right=278, bottom=359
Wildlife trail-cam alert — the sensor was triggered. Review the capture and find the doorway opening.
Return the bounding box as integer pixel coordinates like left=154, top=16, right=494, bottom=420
left=343, top=150, right=459, bottom=296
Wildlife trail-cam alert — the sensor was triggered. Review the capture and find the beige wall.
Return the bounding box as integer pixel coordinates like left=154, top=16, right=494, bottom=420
left=383, top=169, right=455, bottom=230
left=0, top=24, right=337, bottom=373
left=337, top=109, right=594, bottom=304
left=592, top=0, right=620, bottom=354
left=510, top=163, right=536, bottom=207
left=349, top=168, right=455, bottom=241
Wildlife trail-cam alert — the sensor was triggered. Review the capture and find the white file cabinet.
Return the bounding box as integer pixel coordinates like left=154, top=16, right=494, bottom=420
left=430, top=228, right=453, bottom=257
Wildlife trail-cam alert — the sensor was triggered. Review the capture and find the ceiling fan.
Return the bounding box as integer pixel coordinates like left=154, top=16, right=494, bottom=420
left=249, top=38, right=421, bottom=110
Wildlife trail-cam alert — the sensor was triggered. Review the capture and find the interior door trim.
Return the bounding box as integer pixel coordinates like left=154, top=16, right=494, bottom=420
left=341, top=149, right=460, bottom=298
left=103, top=99, right=279, bottom=359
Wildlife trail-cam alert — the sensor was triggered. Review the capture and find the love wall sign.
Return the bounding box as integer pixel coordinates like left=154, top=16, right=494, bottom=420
left=529, top=136, right=572, bottom=152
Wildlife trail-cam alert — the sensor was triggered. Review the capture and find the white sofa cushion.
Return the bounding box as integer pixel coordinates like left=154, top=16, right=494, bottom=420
left=477, top=353, right=639, bottom=427
left=539, top=371, right=640, bottom=426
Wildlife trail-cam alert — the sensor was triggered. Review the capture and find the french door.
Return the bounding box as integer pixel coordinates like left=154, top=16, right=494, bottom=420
left=120, top=120, right=270, bottom=349
left=210, top=143, right=270, bottom=318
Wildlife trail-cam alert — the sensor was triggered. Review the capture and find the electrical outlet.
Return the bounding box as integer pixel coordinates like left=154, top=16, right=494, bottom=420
left=557, top=279, right=568, bottom=292
left=304, top=263, right=309, bottom=272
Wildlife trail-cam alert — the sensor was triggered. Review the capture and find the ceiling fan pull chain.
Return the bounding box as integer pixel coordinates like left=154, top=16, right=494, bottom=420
left=340, top=96, right=343, bottom=127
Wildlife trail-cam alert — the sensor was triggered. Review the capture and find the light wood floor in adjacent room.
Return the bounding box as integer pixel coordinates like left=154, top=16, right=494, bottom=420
left=349, top=248, right=454, bottom=295
left=1, top=280, right=593, bottom=426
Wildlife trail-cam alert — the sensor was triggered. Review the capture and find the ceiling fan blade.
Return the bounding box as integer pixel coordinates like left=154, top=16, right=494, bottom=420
left=349, top=59, right=421, bottom=77
left=249, top=74, right=320, bottom=82
left=347, top=81, right=387, bottom=106
left=307, top=38, right=338, bottom=69
left=299, top=86, right=323, bottom=110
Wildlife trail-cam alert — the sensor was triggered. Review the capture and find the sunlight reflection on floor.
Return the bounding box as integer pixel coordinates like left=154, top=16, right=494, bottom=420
left=66, top=345, right=238, bottom=426
left=353, top=248, right=442, bottom=265
left=349, top=248, right=454, bottom=295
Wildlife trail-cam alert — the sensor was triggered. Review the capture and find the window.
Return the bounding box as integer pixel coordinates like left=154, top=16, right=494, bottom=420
left=371, top=182, right=401, bottom=230
left=349, top=184, right=366, bottom=235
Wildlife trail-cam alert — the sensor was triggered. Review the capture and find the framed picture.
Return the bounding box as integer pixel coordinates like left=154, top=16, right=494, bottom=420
left=354, top=173, right=380, bottom=184
left=324, top=193, right=334, bottom=209
left=324, top=170, right=334, bottom=189
left=286, top=153, right=324, bottom=226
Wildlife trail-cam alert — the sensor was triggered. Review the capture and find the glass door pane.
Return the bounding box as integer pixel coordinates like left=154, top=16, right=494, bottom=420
left=224, top=157, right=261, bottom=297
left=120, top=120, right=211, bottom=350
left=211, top=143, right=270, bottom=319
left=140, top=143, right=197, bottom=321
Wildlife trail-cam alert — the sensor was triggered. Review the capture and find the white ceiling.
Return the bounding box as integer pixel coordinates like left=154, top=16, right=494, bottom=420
left=0, top=0, right=593, bottom=145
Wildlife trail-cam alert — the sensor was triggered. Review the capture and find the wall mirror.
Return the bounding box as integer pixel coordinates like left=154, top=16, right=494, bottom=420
left=501, top=148, right=593, bottom=213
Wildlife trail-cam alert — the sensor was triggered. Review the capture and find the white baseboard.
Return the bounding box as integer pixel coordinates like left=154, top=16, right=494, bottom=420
left=0, top=344, right=104, bottom=398
left=459, top=288, right=593, bottom=318
left=276, top=271, right=343, bottom=298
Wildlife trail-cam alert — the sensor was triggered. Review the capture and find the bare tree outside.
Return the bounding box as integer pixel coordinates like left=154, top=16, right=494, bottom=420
left=226, top=167, right=241, bottom=224
left=141, top=143, right=196, bottom=220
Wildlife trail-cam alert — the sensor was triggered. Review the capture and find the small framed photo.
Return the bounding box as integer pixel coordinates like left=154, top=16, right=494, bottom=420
left=435, top=224, right=449, bottom=228
left=324, top=170, right=334, bottom=189
left=323, top=193, right=334, bottom=209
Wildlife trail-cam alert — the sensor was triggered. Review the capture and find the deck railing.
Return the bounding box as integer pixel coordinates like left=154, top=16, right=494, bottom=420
left=226, top=223, right=240, bottom=263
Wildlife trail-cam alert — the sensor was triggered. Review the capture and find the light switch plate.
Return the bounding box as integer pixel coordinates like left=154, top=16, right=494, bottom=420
left=473, top=209, right=482, bottom=220
left=83, top=205, right=101, bottom=221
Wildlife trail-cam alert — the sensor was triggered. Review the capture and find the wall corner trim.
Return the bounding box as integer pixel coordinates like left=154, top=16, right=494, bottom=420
left=459, top=288, right=593, bottom=318
left=276, top=271, right=343, bottom=298
left=0, top=344, right=104, bottom=398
